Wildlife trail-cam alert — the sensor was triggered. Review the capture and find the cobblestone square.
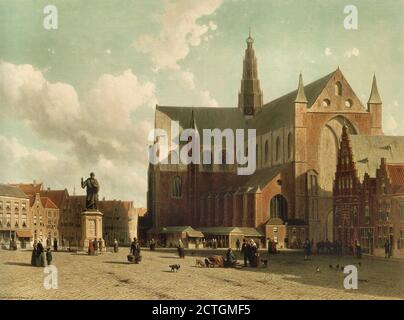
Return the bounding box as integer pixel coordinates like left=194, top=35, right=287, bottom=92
left=0, top=248, right=403, bottom=300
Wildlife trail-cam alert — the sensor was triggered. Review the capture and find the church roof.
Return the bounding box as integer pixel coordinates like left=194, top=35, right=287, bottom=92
left=350, top=135, right=404, bottom=179
left=156, top=70, right=337, bottom=135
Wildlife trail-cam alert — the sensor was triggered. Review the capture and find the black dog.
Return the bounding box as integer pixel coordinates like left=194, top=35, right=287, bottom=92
left=169, top=264, right=181, bottom=272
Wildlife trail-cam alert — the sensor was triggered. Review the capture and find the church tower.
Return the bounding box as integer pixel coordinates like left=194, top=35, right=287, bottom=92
left=238, top=30, right=263, bottom=117
left=368, top=74, right=383, bottom=135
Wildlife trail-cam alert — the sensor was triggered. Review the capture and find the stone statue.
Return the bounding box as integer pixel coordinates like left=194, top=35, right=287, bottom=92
left=81, top=172, right=100, bottom=210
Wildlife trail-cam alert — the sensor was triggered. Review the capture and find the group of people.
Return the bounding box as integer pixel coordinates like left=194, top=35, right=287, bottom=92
left=31, top=240, right=53, bottom=267
left=202, top=238, right=225, bottom=249
left=88, top=238, right=103, bottom=255
left=240, top=239, right=260, bottom=267
left=316, top=239, right=343, bottom=255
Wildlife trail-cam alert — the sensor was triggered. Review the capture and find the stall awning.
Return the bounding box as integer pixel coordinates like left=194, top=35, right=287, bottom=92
left=159, top=226, right=203, bottom=238
left=238, top=227, right=265, bottom=237
left=197, top=227, right=244, bottom=236
left=16, top=230, right=33, bottom=238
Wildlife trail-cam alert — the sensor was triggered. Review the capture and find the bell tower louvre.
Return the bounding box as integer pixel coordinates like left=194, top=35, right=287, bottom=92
left=238, top=30, right=263, bottom=117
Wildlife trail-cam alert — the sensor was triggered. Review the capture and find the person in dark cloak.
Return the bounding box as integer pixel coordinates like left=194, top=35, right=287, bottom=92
left=53, top=238, right=58, bottom=252
left=31, top=241, right=38, bottom=266
left=46, top=248, right=53, bottom=266
left=241, top=239, right=249, bottom=267
left=36, top=241, right=45, bottom=267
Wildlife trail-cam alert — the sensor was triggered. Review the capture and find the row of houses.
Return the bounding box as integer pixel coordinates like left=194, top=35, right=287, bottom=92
left=0, top=181, right=140, bottom=249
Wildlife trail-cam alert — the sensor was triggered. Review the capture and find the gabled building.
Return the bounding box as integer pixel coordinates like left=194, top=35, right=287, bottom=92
left=0, top=184, right=31, bottom=248
left=333, top=126, right=404, bottom=257
left=149, top=33, right=385, bottom=247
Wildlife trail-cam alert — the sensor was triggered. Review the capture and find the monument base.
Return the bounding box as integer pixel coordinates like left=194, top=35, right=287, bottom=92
left=80, top=210, right=105, bottom=252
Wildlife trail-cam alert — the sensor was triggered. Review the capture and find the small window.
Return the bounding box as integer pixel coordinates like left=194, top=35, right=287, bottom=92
left=322, top=99, right=331, bottom=107
left=171, top=176, right=182, bottom=198
left=345, top=99, right=353, bottom=108
left=264, top=140, right=269, bottom=163
left=400, top=203, right=404, bottom=222
left=335, top=82, right=342, bottom=96
left=275, top=137, right=281, bottom=162
left=287, top=132, right=293, bottom=159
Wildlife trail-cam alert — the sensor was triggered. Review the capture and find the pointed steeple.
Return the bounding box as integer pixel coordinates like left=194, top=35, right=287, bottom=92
left=368, top=74, right=382, bottom=104
left=189, top=108, right=196, bottom=129
left=294, top=73, right=307, bottom=103
left=238, top=30, right=263, bottom=117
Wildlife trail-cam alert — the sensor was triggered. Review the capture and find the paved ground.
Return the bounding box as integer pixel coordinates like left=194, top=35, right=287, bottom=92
left=0, top=248, right=403, bottom=300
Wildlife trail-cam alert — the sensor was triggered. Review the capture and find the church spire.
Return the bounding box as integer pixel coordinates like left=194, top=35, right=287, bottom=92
left=238, top=30, right=263, bottom=117
left=368, top=74, right=382, bottom=104
left=294, top=73, right=307, bottom=103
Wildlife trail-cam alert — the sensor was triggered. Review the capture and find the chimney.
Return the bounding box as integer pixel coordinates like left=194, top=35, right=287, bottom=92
left=33, top=180, right=36, bottom=186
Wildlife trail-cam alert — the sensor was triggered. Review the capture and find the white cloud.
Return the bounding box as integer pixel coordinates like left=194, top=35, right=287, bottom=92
left=0, top=61, right=156, bottom=206
left=344, top=48, right=360, bottom=58
left=209, top=20, right=218, bottom=30
left=134, top=0, right=223, bottom=71
left=176, top=69, right=196, bottom=89
left=199, top=89, right=219, bottom=108
left=384, top=114, right=398, bottom=134
left=324, top=48, right=332, bottom=56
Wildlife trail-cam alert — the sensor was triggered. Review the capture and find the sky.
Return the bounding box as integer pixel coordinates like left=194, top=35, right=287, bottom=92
left=0, top=0, right=403, bottom=207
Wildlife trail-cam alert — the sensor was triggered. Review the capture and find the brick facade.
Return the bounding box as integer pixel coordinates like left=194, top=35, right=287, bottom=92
left=149, top=34, right=388, bottom=247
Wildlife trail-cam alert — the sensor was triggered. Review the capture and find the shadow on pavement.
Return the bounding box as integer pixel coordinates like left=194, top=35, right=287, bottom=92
left=103, top=261, right=132, bottom=265
left=4, top=262, right=33, bottom=267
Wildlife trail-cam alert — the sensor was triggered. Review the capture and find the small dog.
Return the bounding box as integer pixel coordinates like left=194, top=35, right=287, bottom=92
left=261, top=259, right=268, bottom=267
left=195, top=259, right=205, bottom=268
left=169, top=264, right=181, bottom=272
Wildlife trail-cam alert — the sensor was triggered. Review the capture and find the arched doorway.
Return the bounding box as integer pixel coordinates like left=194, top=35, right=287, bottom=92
left=319, top=116, right=357, bottom=192
left=269, top=194, right=288, bottom=221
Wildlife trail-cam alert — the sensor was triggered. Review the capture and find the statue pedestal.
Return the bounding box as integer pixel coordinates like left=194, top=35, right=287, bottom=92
left=80, top=210, right=105, bottom=252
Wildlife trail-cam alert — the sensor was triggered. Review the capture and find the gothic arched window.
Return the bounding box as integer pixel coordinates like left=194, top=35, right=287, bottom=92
left=287, top=132, right=293, bottom=159
left=264, top=140, right=269, bottom=164
left=275, top=137, right=281, bottom=162
left=269, top=194, right=288, bottom=221
left=171, top=176, right=182, bottom=198
left=335, top=81, right=342, bottom=96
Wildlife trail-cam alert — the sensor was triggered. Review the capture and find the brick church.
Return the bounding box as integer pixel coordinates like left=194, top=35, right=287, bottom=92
left=147, top=32, right=396, bottom=249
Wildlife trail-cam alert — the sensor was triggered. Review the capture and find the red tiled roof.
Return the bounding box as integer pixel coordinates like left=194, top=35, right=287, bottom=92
left=40, top=197, right=58, bottom=209
left=387, top=164, right=404, bottom=187
left=10, top=183, right=43, bottom=195
left=40, top=189, right=68, bottom=208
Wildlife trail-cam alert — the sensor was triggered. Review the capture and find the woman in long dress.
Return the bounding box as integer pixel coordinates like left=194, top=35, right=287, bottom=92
left=31, top=241, right=38, bottom=266
left=36, top=241, right=45, bottom=267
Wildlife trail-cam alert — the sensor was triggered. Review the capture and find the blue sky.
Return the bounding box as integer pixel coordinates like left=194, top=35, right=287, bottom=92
left=0, top=0, right=403, bottom=206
